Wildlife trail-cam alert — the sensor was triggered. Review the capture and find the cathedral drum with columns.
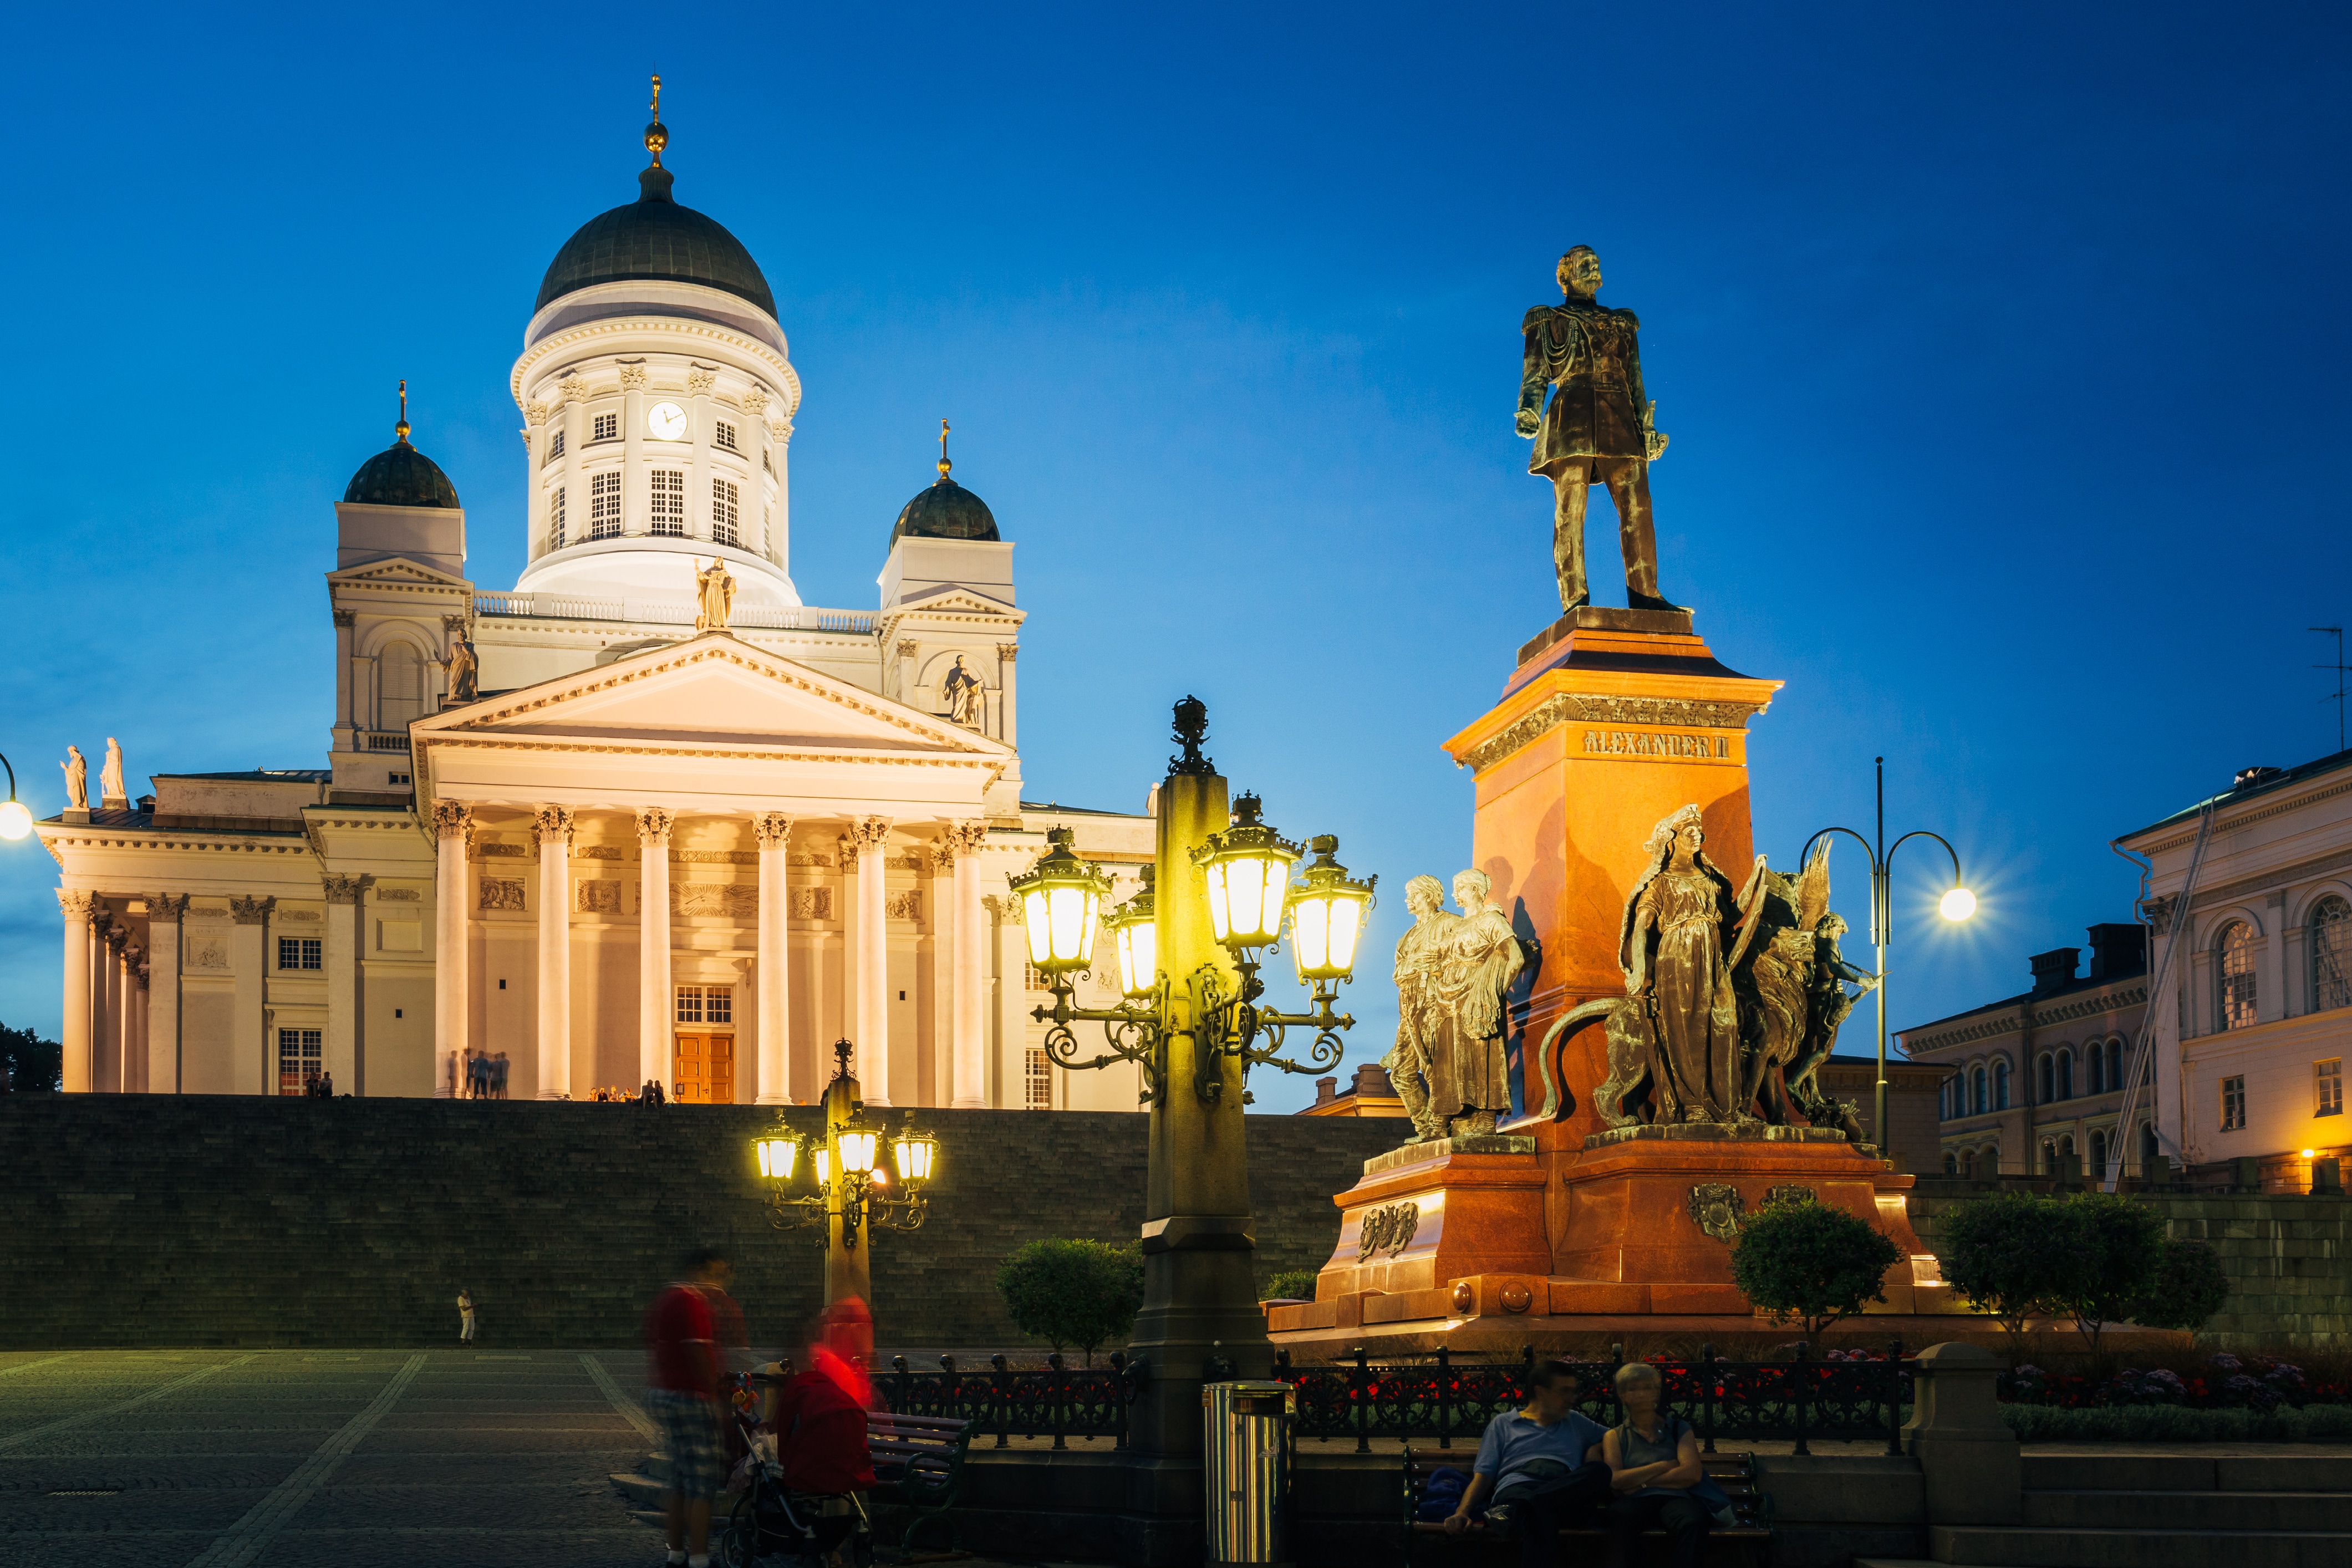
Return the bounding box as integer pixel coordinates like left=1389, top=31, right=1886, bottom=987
left=34, top=98, right=1150, bottom=1111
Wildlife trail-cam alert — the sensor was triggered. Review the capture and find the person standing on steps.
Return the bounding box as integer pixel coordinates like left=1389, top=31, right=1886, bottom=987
left=457, top=1287, right=477, bottom=1345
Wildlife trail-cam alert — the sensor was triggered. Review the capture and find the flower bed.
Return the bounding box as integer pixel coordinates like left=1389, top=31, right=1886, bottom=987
left=1998, top=1351, right=2350, bottom=1412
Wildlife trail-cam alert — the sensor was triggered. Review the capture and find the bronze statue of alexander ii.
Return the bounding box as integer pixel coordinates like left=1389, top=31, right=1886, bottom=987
left=1517, top=246, right=1678, bottom=614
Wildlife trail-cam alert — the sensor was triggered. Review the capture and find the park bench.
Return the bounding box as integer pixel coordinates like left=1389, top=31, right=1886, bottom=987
left=868, top=1409, right=973, bottom=1552
left=1400, top=1447, right=1772, bottom=1568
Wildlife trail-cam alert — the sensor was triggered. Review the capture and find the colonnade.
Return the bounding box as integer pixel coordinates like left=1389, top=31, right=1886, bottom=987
left=55, top=888, right=159, bottom=1095
left=429, top=802, right=997, bottom=1107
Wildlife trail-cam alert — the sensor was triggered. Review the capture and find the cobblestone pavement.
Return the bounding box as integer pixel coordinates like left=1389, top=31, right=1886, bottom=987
left=0, top=1348, right=664, bottom=1568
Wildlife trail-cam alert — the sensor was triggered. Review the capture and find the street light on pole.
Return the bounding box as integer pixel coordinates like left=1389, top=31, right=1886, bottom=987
left=0, top=754, right=32, bottom=841
left=754, top=1038, right=938, bottom=1309
left=1801, top=756, right=1973, bottom=1165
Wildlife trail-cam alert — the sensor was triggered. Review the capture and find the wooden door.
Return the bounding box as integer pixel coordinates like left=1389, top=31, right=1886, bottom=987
left=673, top=1034, right=737, bottom=1104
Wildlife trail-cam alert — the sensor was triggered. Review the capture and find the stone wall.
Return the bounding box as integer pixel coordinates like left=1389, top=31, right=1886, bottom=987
left=1909, top=1189, right=2352, bottom=1348
left=0, top=1096, right=1404, bottom=1350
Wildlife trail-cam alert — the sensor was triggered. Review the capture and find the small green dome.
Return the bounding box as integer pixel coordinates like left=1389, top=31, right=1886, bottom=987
left=344, top=439, right=460, bottom=509
left=891, top=475, right=999, bottom=546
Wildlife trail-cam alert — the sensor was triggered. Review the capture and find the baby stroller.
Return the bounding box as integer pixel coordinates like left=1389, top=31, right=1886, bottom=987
left=721, top=1373, right=873, bottom=1568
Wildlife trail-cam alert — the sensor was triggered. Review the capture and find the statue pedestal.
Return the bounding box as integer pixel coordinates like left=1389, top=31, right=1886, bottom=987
left=1266, top=617, right=1976, bottom=1356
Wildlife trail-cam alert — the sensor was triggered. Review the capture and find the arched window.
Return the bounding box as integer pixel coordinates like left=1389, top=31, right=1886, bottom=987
left=1994, top=1059, right=2011, bottom=1109
left=2039, top=1053, right=2055, bottom=1103
left=2312, top=896, right=2352, bottom=1014
left=2089, top=1128, right=2108, bottom=1178
left=2140, top=1121, right=2158, bottom=1168
left=379, top=642, right=424, bottom=730
left=1943, top=1152, right=1958, bottom=1175
left=2040, top=1137, right=2058, bottom=1173
left=1973, top=1067, right=1988, bottom=1114
left=2108, top=1038, right=2125, bottom=1093
left=2057, top=1048, right=2074, bottom=1100
left=2218, top=922, right=2258, bottom=1030
left=2087, top=1045, right=2104, bottom=1095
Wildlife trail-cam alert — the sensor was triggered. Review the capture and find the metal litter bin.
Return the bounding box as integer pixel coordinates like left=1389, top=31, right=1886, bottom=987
left=1203, top=1379, right=1295, bottom=1564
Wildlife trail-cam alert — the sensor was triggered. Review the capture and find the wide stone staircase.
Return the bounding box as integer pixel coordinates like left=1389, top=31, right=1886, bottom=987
left=1861, top=1452, right=2352, bottom=1568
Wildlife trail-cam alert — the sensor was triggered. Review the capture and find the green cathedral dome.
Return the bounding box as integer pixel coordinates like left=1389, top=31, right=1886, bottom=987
left=344, top=436, right=460, bottom=510
left=536, top=165, right=776, bottom=319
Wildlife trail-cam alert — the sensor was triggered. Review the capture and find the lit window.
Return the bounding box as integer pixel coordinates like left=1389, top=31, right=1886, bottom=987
left=593, top=412, right=617, bottom=441
left=652, top=470, right=685, bottom=536
left=675, top=985, right=732, bottom=1025
left=590, top=472, right=622, bottom=539
left=712, top=478, right=740, bottom=548
left=2221, top=1074, right=2247, bottom=1131
left=2312, top=897, right=2352, bottom=1013
left=1025, top=1044, right=1051, bottom=1109
left=2320, top=1058, right=2344, bottom=1118
left=551, top=486, right=566, bottom=550
left=2219, top=922, right=2258, bottom=1030
left=276, top=1028, right=322, bottom=1095
left=278, top=936, right=322, bottom=971
left=547, top=429, right=565, bottom=461
left=715, top=420, right=737, bottom=451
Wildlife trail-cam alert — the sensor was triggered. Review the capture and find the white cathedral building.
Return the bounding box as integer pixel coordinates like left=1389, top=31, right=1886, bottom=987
left=36, top=107, right=1151, bottom=1111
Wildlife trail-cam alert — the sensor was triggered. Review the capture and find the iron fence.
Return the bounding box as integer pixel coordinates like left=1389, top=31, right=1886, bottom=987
left=867, top=1342, right=1912, bottom=1457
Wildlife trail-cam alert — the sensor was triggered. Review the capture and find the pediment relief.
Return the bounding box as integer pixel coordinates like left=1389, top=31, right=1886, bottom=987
left=413, top=634, right=1010, bottom=758
left=328, top=557, right=474, bottom=590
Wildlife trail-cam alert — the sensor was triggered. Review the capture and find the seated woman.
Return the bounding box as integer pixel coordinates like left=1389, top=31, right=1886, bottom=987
left=1600, top=1362, right=1734, bottom=1568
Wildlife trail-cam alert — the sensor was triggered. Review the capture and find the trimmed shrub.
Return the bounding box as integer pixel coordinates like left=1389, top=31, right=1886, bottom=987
left=1261, top=1268, right=1319, bottom=1302
left=2049, top=1191, right=2165, bottom=1354
left=1935, top=1191, right=2081, bottom=1358
left=994, top=1239, right=1144, bottom=1363
left=1729, top=1197, right=1902, bottom=1340
left=2000, top=1401, right=2352, bottom=1443
left=2124, top=1239, right=2231, bottom=1332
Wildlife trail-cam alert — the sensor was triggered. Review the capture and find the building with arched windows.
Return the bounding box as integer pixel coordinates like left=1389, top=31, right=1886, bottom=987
left=1897, top=924, right=2151, bottom=1178
left=2117, top=750, right=2352, bottom=1187
left=32, top=104, right=1153, bottom=1112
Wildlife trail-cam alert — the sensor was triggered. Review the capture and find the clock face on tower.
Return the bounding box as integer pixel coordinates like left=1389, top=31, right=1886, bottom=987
left=647, top=401, right=688, bottom=440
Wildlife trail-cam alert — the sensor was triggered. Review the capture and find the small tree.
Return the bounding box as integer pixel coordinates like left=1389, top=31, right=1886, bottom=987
left=1261, top=1268, right=1319, bottom=1302
left=1729, top=1198, right=1903, bottom=1341
left=995, top=1239, right=1144, bottom=1365
left=2124, top=1240, right=2231, bottom=1332
left=2048, top=1192, right=2165, bottom=1357
left=1, top=1021, right=63, bottom=1093
left=1936, top=1192, right=2080, bottom=1359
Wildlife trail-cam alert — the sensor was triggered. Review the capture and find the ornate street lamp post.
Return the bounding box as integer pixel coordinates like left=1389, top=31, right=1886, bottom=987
left=1010, top=696, right=1373, bottom=1458
left=0, top=754, right=32, bottom=841
left=753, top=1039, right=938, bottom=1308
left=1802, top=756, right=1974, bottom=1167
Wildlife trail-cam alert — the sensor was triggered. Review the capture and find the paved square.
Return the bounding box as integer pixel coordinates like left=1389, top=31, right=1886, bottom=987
left=0, top=1348, right=663, bottom=1567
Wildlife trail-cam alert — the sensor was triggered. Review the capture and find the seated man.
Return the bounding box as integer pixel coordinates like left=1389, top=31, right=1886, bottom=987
left=1444, top=1360, right=1612, bottom=1567
left=1600, top=1362, right=1734, bottom=1568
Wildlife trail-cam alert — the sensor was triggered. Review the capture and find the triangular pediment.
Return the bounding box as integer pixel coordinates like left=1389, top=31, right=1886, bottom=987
left=887, top=585, right=1020, bottom=618
left=328, top=557, right=474, bottom=590
left=413, top=632, right=1010, bottom=757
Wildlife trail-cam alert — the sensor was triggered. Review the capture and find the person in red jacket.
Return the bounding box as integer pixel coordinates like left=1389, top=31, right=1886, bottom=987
left=771, top=1302, right=877, bottom=1495
left=644, top=1247, right=742, bottom=1568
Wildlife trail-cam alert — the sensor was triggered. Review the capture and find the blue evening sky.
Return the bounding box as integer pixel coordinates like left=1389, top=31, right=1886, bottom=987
left=2, top=3, right=2347, bottom=1110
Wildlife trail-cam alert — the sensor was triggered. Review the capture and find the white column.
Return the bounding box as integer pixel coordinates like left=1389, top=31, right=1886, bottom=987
left=947, top=823, right=989, bottom=1107
left=689, top=373, right=714, bottom=551
left=148, top=894, right=185, bottom=1093
left=621, top=365, right=647, bottom=536
left=638, top=807, right=675, bottom=1093
left=755, top=812, right=792, bottom=1103
left=333, top=612, right=355, bottom=742
left=59, top=891, right=96, bottom=1092
left=130, top=968, right=148, bottom=1093
left=995, top=643, right=1019, bottom=745
left=230, top=896, right=271, bottom=1095
left=323, top=874, right=364, bottom=1093
left=536, top=805, right=574, bottom=1098
left=100, top=928, right=126, bottom=1093
left=894, top=640, right=918, bottom=706
left=986, top=893, right=1023, bottom=1108
left=431, top=802, right=471, bottom=1097
left=850, top=816, right=892, bottom=1104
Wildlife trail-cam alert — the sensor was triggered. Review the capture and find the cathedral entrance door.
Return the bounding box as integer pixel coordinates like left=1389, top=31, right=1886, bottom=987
left=674, top=1033, right=736, bottom=1103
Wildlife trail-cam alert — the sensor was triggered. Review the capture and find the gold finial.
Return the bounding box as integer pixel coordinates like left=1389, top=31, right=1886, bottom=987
left=645, top=72, right=667, bottom=165
left=395, top=379, right=411, bottom=445
left=936, top=419, right=951, bottom=483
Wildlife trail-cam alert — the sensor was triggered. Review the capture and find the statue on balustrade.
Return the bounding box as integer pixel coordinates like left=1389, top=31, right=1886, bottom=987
left=60, top=745, right=88, bottom=810
left=1383, top=874, right=1457, bottom=1143
left=99, top=738, right=128, bottom=809
left=695, top=558, right=737, bottom=634
left=442, top=636, right=479, bottom=703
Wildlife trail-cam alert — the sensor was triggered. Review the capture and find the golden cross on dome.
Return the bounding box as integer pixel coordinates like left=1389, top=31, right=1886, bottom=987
left=395, top=379, right=411, bottom=444
left=645, top=72, right=668, bottom=166
left=937, top=419, right=952, bottom=482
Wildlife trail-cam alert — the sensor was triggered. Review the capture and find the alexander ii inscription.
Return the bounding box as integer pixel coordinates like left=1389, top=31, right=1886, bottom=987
left=1582, top=729, right=1732, bottom=759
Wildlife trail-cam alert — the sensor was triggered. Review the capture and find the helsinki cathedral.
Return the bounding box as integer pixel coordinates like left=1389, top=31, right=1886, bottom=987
left=35, top=91, right=1149, bottom=1111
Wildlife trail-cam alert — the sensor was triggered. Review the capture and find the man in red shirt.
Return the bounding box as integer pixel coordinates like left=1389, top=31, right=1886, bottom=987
left=644, top=1248, right=742, bottom=1568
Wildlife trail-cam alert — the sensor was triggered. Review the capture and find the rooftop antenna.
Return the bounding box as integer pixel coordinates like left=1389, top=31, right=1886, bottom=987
left=937, top=419, right=952, bottom=483
left=2317, top=625, right=2348, bottom=753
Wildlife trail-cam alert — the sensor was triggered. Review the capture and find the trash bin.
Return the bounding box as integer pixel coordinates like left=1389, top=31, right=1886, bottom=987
left=1203, top=1379, right=1295, bottom=1564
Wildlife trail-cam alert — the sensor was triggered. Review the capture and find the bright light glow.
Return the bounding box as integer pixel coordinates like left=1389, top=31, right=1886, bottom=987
left=0, top=800, right=29, bottom=841
left=2303, top=1149, right=2318, bottom=1159
left=1292, top=896, right=1329, bottom=976
left=1940, top=887, right=1977, bottom=922
left=1328, top=898, right=1363, bottom=971
left=753, top=1134, right=799, bottom=1181
left=1043, top=883, right=1098, bottom=965
left=894, top=1129, right=938, bottom=1183
left=838, top=1128, right=878, bottom=1174
left=1022, top=889, right=1052, bottom=964
left=814, top=1147, right=832, bottom=1185
left=1203, top=862, right=1231, bottom=941
left=1114, top=917, right=1157, bottom=999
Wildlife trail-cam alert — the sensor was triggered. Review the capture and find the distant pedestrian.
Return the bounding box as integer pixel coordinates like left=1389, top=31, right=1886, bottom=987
left=645, top=1247, right=745, bottom=1568
left=492, top=1052, right=510, bottom=1099
left=458, top=1287, right=477, bottom=1344
left=465, top=1051, right=482, bottom=1098
left=320, top=1070, right=334, bottom=1098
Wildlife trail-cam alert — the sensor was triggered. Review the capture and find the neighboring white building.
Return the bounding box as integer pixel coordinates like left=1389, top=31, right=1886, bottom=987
left=2117, top=750, right=2352, bottom=1186
left=36, top=108, right=1149, bottom=1112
